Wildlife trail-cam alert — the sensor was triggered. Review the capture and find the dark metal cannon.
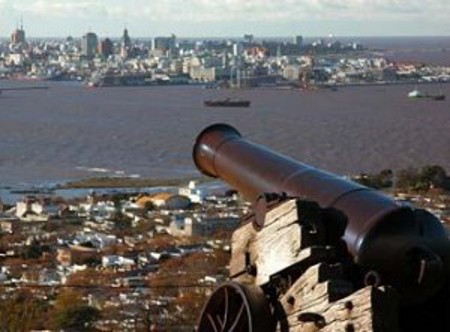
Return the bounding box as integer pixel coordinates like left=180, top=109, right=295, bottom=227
left=194, top=124, right=450, bottom=331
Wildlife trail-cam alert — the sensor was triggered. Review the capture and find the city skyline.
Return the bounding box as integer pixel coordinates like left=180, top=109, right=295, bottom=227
left=1, top=0, right=449, bottom=38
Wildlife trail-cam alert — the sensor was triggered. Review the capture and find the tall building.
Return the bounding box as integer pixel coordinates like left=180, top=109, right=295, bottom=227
left=294, top=35, right=303, bottom=48
left=153, top=35, right=176, bottom=51
left=244, top=34, right=254, bottom=45
left=11, top=23, right=26, bottom=45
left=82, top=32, right=98, bottom=58
left=120, top=29, right=132, bottom=58
left=99, top=38, right=114, bottom=58
left=233, top=43, right=241, bottom=57
left=122, top=29, right=131, bottom=48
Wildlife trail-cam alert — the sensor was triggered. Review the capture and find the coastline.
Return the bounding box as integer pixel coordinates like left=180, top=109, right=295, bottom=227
left=0, top=176, right=210, bottom=205
left=57, top=176, right=204, bottom=189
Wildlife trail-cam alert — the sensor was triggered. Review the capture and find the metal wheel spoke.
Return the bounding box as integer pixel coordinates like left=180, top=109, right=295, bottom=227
left=207, top=313, right=220, bottom=332
left=228, top=302, right=246, bottom=332
left=222, top=286, right=229, bottom=329
left=215, top=315, right=224, bottom=330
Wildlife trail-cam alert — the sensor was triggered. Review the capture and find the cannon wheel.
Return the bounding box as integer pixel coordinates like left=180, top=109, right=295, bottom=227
left=197, top=282, right=275, bottom=332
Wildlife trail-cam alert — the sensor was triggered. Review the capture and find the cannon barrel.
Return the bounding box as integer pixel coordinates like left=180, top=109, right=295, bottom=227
left=193, top=123, right=450, bottom=302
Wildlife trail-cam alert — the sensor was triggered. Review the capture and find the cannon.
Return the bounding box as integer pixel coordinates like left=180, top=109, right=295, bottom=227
left=194, top=124, right=450, bottom=331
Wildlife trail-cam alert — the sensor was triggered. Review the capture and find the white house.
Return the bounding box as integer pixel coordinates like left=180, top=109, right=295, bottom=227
left=102, top=255, right=136, bottom=268
left=72, top=232, right=117, bottom=249
left=179, top=181, right=207, bottom=204
left=16, top=197, right=61, bottom=220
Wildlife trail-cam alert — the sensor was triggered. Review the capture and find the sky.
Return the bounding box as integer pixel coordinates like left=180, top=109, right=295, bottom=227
left=1, top=0, right=449, bottom=38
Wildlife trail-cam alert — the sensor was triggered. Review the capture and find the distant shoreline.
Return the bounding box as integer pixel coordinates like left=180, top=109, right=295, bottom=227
left=56, top=176, right=202, bottom=189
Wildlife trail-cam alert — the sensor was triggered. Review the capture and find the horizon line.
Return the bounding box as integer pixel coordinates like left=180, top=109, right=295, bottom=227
left=1, top=34, right=450, bottom=40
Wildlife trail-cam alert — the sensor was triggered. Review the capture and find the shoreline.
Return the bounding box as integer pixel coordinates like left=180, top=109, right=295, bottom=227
left=0, top=176, right=208, bottom=205
left=56, top=176, right=206, bottom=189
left=2, top=76, right=449, bottom=91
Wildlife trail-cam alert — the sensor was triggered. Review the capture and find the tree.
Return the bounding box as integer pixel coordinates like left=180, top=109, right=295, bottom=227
left=354, top=169, right=393, bottom=189
left=50, top=289, right=100, bottom=331
left=396, top=165, right=450, bottom=192
left=55, top=305, right=100, bottom=331
left=396, top=167, right=423, bottom=191
left=0, top=289, right=47, bottom=331
left=420, top=165, right=447, bottom=189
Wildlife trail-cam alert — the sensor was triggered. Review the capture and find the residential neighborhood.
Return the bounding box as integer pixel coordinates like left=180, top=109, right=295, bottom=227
left=0, top=172, right=449, bottom=330
left=0, top=180, right=246, bottom=330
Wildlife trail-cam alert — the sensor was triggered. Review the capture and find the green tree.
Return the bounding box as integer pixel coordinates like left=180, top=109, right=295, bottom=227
left=50, top=289, right=100, bottom=331
left=355, top=169, right=393, bottom=189
left=396, top=167, right=423, bottom=191
left=420, top=165, right=447, bottom=189
left=55, top=305, right=100, bottom=331
left=396, top=165, right=450, bottom=192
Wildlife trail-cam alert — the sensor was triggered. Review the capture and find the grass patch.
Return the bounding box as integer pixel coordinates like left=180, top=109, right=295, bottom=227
left=58, top=176, right=206, bottom=189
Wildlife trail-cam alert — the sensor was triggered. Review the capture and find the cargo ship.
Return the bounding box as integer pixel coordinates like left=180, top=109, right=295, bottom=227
left=203, top=98, right=251, bottom=107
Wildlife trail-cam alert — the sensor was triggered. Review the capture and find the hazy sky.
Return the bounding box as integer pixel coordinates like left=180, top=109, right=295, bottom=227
left=1, top=0, right=449, bottom=38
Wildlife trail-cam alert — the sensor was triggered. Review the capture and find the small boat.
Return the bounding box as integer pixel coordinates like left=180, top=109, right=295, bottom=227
left=407, top=84, right=445, bottom=101
left=204, top=98, right=251, bottom=107
left=432, top=94, right=446, bottom=101
left=408, top=88, right=425, bottom=99
left=431, top=84, right=445, bottom=101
